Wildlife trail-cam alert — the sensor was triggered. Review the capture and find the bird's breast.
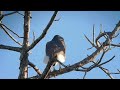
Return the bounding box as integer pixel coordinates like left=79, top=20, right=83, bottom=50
left=57, top=52, right=66, bottom=63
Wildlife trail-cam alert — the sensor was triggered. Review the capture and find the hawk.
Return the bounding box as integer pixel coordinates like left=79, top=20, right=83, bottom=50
left=43, top=35, right=66, bottom=71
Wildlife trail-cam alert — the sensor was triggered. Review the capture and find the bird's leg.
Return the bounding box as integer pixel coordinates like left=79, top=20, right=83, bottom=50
left=50, top=66, right=55, bottom=72
left=51, top=64, right=56, bottom=77
left=53, top=66, right=56, bottom=71
left=59, top=63, right=62, bottom=72
left=66, top=64, right=70, bottom=67
left=53, top=66, right=57, bottom=78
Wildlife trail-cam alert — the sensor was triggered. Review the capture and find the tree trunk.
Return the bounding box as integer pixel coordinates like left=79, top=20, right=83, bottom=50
left=18, top=11, right=30, bottom=79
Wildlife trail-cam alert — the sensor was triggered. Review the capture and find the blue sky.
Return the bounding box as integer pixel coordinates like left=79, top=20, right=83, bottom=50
left=0, top=11, right=120, bottom=79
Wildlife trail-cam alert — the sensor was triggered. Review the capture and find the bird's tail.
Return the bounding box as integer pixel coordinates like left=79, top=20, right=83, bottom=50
left=43, top=55, right=49, bottom=64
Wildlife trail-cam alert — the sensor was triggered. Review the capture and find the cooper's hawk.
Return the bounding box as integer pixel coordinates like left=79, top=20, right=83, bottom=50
left=43, top=35, right=66, bottom=71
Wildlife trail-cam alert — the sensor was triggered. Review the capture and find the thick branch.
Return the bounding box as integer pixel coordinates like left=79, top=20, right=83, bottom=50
left=27, top=11, right=58, bottom=51
left=40, top=58, right=56, bottom=79
left=28, top=61, right=42, bottom=75
left=0, top=44, right=21, bottom=52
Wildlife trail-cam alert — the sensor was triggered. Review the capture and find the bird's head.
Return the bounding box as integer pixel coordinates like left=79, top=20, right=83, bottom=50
left=52, top=35, right=64, bottom=41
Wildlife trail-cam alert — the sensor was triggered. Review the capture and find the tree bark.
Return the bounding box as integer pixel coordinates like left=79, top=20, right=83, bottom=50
left=18, top=11, right=30, bottom=79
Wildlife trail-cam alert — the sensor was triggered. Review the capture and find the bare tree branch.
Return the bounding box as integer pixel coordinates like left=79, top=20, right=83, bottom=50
left=0, top=44, right=21, bottom=52
left=87, top=46, right=93, bottom=50
left=100, top=24, right=102, bottom=33
left=0, top=25, right=22, bottom=46
left=75, top=51, right=106, bottom=72
left=97, top=65, right=114, bottom=79
left=91, top=61, right=114, bottom=79
left=3, top=11, right=17, bottom=17
left=109, top=72, right=120, bottom=74
left=40, top=58, right=56, bottom=79
left=0, top=11, right=17, bottom=22
left=16, top=11, right=32, bottom=18
left=0, top=23, right=23, bottom=38
left=0, top=11, right=3, bottom=22
left=95, top=31, right=112, bottom=48
left=16, top=11, right=24, bottom=17
left=84, top=34, right=97, bottom=49
left=93, top=24, right=95, bottom=44
left=83, top=72, right=87, bottom=79
left=111, top=44, right=120, bottom=47
left=54, top=17, right=61, bottom=21
left=28, top=61, right=42, bottom=75
left=117, top=69, right=120, bottom=73
left=110, top=69, right=120, bottom=74
left=33, top=31, right=35, bottom=42
left=27, top=11, right=58, bottom=51
left=98, top=55, right=115, bottom=66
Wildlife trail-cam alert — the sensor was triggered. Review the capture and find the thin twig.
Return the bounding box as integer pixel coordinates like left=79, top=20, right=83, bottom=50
left=90, top=51, right=106, bottom=69
left=54, top=17, right=61, bottom=21
left=98, top=55, right=115, bottom=66
left=96, top=51, right=106, bottom=64
left=83, top=72, right=87, bottom=79
left=117, top=69, right=120, bottom=73
left=99, top=66, right=114, bottom=79
left=87, top=46, right=93, bottom=50
left=109, top=73, right=120, bottom=74
left=93, top=24, right=95, bottom=44
left=92, top=61, right=114, bottom=79
left=111, top=44, right=120, bottom=47
left=84, top=34, right=97, bottom=49
left=16, top=11, right=32, bottom=18
left=3, top=11, right=17, bottom=17
left=100, top=24, right=103, bottom=34
left=0, top=23, right=23, bottom=38
left=1, top=25, right=22, bottom=46
left=113, top=33, right=119, bottom=38
left=33, top=31, right=35, bottom=42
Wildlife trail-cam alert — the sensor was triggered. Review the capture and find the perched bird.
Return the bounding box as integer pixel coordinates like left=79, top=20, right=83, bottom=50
left=43, top=35, right=66, bottom=71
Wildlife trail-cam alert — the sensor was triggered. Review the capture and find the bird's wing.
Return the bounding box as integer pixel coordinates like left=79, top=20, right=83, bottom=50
left=61, top=40, right=66, bottom=54
left=46, top=41, right=60, bottom=58
left=46, top=37, right=66, bottom=60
